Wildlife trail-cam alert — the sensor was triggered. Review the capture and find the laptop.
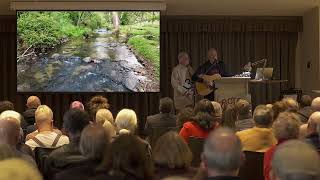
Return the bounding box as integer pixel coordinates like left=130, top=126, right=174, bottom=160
left=255, top=68, right=273, bottom=80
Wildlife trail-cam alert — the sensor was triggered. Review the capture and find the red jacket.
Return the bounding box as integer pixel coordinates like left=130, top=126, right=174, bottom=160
left=179, top=121, right=215, bottom=143
left=264, top=139, right=288, bottom=180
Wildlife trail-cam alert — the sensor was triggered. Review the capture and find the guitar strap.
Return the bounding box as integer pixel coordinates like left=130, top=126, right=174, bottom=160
left=203, top=60, right=219, bottom=75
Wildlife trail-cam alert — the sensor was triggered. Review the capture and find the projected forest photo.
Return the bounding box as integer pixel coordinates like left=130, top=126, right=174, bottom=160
left=17, top=11, right=160, bottom=92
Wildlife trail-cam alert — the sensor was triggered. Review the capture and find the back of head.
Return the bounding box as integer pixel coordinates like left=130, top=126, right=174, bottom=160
left=115, top=109, right=137, bottom=134
left=0, top=158, right=42, bottom=180
left=0, top=110, right=22, bottom=126
left=194, top=99, right=215, bottom=116
left=177, top=107, right=194, bottom=129
left=272, top=101, right=287, bottom=120
left=63, top=109, right=90, bottom=136
left=307, top=112, right=320, bottom=133
left=70, top=101, right=84, bottom=110
left=282, top=98, right=299, bottom=111
left=272, top=112, right=300, bottom=141
left=253, top=105, right=273, bottom=128
left=271, top=140, right=320, bottom=180
left=153, top=131, right=192, bottom=168
left=0, top=118, right=21, bottom=146
left=87, top=95, right=110, bottom=119
left=0, top=101, right=14, bottom=114
left=159, top=97, right=174, bottom=114
left=203, top=128, right=243, bottom=174
left=193, top=112, right=215, bottom=131
left=102, top=120, right=116, bottom=139
left=107, top=134, right=153, bottom=179
left=35, top=105, right=53, bottom=125
left=221, top=104, right=237, bottom=129
left=235, top=99, right=251, bottom=117
left=80, top=124, right=109, bottom=160
left=300, top=95, right=312, bottom=108
left=26, top=96, right=41, bottom=109
left=211, top=101, right=223, bottom=118
left=96, top=108, right=114, bottom=125
left=311, top=97, right=320, bottom=112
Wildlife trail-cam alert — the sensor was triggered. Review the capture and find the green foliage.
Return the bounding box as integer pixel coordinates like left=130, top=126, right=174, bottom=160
left=128, top=36, right=160, bottom=78
left=120, top=12, right=130, bottom=25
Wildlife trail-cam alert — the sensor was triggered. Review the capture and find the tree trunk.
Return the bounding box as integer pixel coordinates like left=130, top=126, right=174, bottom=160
left=112, top=11, right=120, bottom=35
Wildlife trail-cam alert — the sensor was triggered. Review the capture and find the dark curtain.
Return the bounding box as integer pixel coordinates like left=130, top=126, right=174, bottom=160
left=0, top=15, right=301, bottom=130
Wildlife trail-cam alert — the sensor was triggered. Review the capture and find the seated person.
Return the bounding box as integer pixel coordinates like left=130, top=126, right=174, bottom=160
left=144, top=97, right=176, bottom=136
left=54, top=124, right=110, bottom=180
left=95, top=108, right=114, bottom=125
left=179, top=99, right=219, bottom=143
left=25, top=105, right=69, bottom=151
left=235, top=99, right=254, bottom=131
left=23, top=96, right=41, bottom=129
left=270, top=140, right=320, bottom=180
left=153, top=131, right=196, bottom=180
left=236, top=105, right=277, bottom=152
left=297, top=95, right=313, bottom=123
left=264, top=112, right=300, bottom=180
left=45, top=109, right=90, bottom=177
left=305, top=112, right=320, bottom=150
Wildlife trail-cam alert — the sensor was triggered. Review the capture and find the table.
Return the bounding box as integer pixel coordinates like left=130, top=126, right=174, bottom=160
left=250, top=80, right=288, bottom=103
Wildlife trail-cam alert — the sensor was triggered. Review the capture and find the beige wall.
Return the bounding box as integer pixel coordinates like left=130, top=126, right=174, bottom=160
left=297, top=7, right=320, bottom=95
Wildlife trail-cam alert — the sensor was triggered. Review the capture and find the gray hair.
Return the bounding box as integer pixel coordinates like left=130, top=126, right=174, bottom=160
left=272, top=112, right=300, bottom=140
left=311, top=97, right=320, bottom=112
left=271, top=140, right=320, bottom=180
left=203, top=128, right=243, bottom=173
left=80, top=124, right=109, bottom=160
left=253, top=105, right=273, bottom=127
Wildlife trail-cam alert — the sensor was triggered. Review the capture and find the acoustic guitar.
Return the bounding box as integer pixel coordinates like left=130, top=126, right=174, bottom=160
left=196, top=74, right=222, bottom=96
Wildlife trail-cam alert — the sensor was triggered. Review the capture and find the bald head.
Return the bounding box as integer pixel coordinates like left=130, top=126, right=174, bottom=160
left=307, top=112, right=320, bottom=133
left=203, top=128, right=243, bottom=175
left=311, top=97, right=320, bottom=111
left=0, top=110, right=22, bottom=126
left=271, top=140, right=320, bottom=180
left=0, top=118, right=20, bottom=146
left=26, top=96, right=41, bottom=109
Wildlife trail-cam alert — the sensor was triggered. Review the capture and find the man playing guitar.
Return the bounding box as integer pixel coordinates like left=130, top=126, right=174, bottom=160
left=192, top=48, right=229, bottom=101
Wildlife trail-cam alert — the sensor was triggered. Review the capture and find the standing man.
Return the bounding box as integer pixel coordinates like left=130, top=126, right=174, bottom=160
left=171, top=52, right=195, bottom=111
left=192, top=48, right=229, bottom=100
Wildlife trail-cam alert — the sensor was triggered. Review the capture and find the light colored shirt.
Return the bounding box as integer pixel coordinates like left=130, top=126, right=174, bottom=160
left=25, top=131, right=69, bottom=151
left=171, top=64, right=194, bottom=110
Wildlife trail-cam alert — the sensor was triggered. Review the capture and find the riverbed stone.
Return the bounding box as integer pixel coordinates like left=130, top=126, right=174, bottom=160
left=124, top=72, right=139, bottom=91
left=83, top=57, right=91, bottom=63
left=51, top=53, right=60, bottom=59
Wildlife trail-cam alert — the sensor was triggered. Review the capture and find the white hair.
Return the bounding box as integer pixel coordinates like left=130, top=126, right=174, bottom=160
left=0, top=110, right=22, bottom=126
left=115, top=109, right=137, bottom=134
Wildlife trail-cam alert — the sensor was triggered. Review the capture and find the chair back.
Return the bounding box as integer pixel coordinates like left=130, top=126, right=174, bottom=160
left=149, top=127, right=177, bottom=147
left=34, top=147, right=55, bottom=173
left=188, top=136, right=205, bottom=167
left=239, top=151, right=265, bottom=180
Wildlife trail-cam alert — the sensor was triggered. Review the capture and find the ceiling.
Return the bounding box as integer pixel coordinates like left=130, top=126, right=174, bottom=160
left=1, top=0, right=319, bottom=16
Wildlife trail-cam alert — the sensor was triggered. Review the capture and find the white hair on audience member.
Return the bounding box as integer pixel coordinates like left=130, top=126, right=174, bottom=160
left=115, top=109, right=137, bottom=134
left=0, top=110, right=22, bottom=125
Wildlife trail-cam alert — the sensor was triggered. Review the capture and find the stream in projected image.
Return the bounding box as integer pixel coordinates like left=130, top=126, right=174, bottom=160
left=17, top=29, right=158, bottom=92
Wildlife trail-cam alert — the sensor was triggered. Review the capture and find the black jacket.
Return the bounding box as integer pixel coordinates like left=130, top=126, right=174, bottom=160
left=192, top=60, right=229, bottom=82
left=144, top=113, right=177, bottom=136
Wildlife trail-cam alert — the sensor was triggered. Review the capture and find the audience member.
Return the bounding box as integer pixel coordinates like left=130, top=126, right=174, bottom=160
left=153, top=131, right=195, bottom=179
left=272, top=101, right=287, bottom=120
left=234, top=99, right=254, bottom=131
left=25, top=105, right=69, bottom=150
left=45, top=109, right=90, bottom=177
left=144, top=97, right=176, bottom=136
left=70, top=101, right=85, bottom=110
left=201, top=128, right=243, bottom=180
left=297, top=95, right=314, bottom=123
left=0, top=100, right=14, bottom=114
left=96, top=108, right=114, bottom=125
left=87, top=95, right=110, bottom=120
left=221, top=104, right=237, bottom=129
left=270, top=140, right=320, bottom=180
left=282, top=97, right=299, bottom=112
left=211, top=101, right=222, bottom=123
left=0, top=158, right=42, bottom=180
left=236, top=105, right=276, bottom=152
left=305, top=112, right=320, bottom=150
left=0, top=117, right=35, bottom=165
left=311, top=97, right=320, bottom=111
left=54, top=124, right=110, bottom=180
left=92, top=134, right=154, bottom=180
left=23, top=96, right=41, bottom=128
left=264, top=112, right=300, bottom=180
left=115, top=108, right=152, bottom=156
left=102, top=120, right=116, bottom=140
left=176, top=107, right=194, bottom=129
left=179, top=99, right=218, bottom=143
